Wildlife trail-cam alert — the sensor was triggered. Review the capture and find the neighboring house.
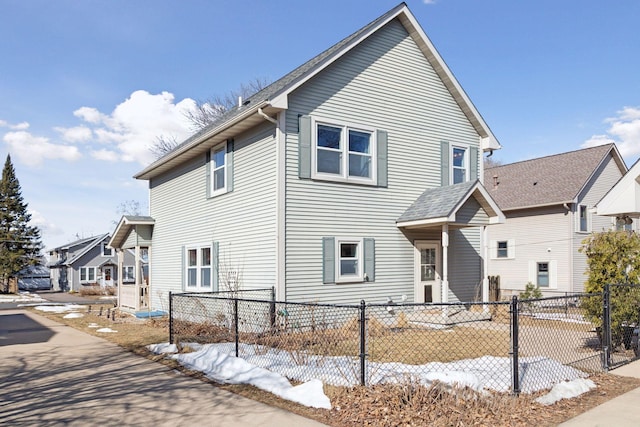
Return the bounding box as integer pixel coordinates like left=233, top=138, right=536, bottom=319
left=595, top=157, right=640, bottom=224
left=48, top=234, right=136, bottom=292
left=111, top=3, right=505, bottom=312
left=18, top=259, right=51, bottom=291
left=485, top=144, right=628, bottom=295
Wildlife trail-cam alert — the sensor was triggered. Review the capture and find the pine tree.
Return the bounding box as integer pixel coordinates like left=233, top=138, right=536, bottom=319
left=0, top=154, right=42, bottom=293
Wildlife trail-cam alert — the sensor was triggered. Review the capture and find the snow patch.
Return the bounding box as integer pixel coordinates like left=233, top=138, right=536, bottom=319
left=35, top=304, right=83, bottom=313
left=63, top=312, right=84, bottom=319
left=96, top=328, right=117, bottom=333
left=535, top=378, right=596, bottom=405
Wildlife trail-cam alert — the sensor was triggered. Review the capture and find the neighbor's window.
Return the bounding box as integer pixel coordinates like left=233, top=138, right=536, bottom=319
left=102, top=242, right=112, bottom=257
left=123, top=266, right=135, bottom=282
left=80, top=267, right=96, bottom=282
left=452, top=146, right=468, bottom=184
left=579, top=205, right=588, bottom=232
left=314, top=120, right=375, bottom=184
left=185, top=246, right=212, bottom=291
left=336, top=239, right=363, bottom=282
left=210, top=143, right=227, bottom=195
left=497, top=241, right=508, bottom=258
left=537, top=262, right=549, bottom=287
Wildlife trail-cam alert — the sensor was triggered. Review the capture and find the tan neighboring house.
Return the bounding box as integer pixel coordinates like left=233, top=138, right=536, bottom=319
left=485, top=144, right=629, bottom=295
left=596, top=157, right=640, bottom=223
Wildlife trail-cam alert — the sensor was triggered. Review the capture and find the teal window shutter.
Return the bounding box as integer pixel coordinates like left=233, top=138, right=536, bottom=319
left=441, top=140, right=450, bottom=186
left=363, top=238, right=375, bottom=282
left=181, top=245, right=185, bottom=291
left=470, top=146, right=478, bottom=180
left=227, top=139, right=234, bottom=192
left=205, top=150, right=211, bottom=198
left=322, top=237, right=335, bottom=284
left=299, top=115, right=312, bottom=179
left=213, top=241, right=219, bottom=292
left=376, top=130, right=388, bottom=188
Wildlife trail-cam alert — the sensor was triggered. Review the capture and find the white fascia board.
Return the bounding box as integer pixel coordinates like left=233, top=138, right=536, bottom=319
left=396, top=217, right=450, bottom=229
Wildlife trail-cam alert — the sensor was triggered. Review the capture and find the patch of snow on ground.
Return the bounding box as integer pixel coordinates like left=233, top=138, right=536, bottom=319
left=0, top=292, right=46, bottom=303
left=35, top=304, right=83, bottom=313
left=63, top=312, right=84, bottom=319
left=535, top=378, right=596, bottom=405
left=148, top=341, right=591, bottom=409
left=96, top=328, right=117, bottom=333
left=88, top=323, right=100, bottom=328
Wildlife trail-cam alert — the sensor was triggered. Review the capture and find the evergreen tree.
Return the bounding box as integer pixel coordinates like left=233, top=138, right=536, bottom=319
left=0, top=154, right=42, bottom=292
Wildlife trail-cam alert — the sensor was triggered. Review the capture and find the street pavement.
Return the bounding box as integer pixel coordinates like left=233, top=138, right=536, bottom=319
left=0, top=309, right=326, bottom=426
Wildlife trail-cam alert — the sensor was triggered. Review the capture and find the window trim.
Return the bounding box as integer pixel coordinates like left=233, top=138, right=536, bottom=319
left=496, top=241, right=508, bottom=259
left=537, top=262, right=549, bottom=287
left=490, top=239, right=515, bottom=259
left=450, top=144, right=469, bottom=184
left=209, top=141, right=228, bottom=197
left=335, top=237, right=364, bottom=283
left=311, top=117, right=377, bottom=185
left=578, top=204, right=589, bottom=233
left=184, top=244, right=214, bottom=291
left=101, top=242, right=113, bottom=257
left=80, top=266, right=97, bottom=283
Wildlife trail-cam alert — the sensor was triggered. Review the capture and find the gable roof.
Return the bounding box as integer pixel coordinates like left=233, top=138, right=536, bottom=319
left=396, top=180, right=504, bottom=228
left=596, top=157, right=640, bottom=218
left=49, top=235, right=98, bottom=253
left=485, top=144, right=626, bottom=211
left=108, top=215, right=155, bottom=249
left=65, top=233, right=110, bottom=266
left=135, top=2, right=500, bottom=181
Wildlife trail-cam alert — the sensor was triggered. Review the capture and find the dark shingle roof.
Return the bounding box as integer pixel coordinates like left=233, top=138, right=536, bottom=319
left=397, top=180, right=478, bottom=223
left=484, top=144, right=618, bottom=211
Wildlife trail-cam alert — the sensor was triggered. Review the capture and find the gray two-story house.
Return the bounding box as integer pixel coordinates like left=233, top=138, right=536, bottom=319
left=112, top=3, right=504, bottom=311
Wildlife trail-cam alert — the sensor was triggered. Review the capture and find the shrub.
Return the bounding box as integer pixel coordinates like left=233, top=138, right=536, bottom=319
left=519, top=282, right=542, bottom=300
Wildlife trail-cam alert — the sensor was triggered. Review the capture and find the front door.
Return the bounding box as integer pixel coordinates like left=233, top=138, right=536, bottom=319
left=414, top=241, right=441, bottom=303
left=102, top=266, right=114, bottom=287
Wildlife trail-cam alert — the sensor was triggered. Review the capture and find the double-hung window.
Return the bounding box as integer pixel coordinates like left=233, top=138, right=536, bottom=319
left=102, top=242, right=112, bottom=257
left=537, top=262, right=549, bottom=287
left=210, top=143, right=227, bottom=196
left=314, top=119, right=376, bottom=184
left=579, top=205, right=588, bottom=232
left=497, top=241, right=508, bottom=258
left=336, top=239, right=363, bottom=283
left=186, top=246, right=212, bottom=291
left=123, top=266, right=135, bottom=282
left=451, top=146, right=468, bottom=184
left=80, top=267, right=96, bottom=283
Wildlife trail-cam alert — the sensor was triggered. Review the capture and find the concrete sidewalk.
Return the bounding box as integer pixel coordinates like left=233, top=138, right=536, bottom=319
left=0, top=309, right=326, bottom=426
left=559, top=360, right=640, bottom=427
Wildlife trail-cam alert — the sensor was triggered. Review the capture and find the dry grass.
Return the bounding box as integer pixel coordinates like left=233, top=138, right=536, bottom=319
left=78, top=285, right=117, bottom=296
left=28, top=306, right=640, bottom=426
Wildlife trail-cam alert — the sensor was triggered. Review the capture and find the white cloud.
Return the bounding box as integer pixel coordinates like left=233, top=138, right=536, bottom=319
left=0, top=119, right=30, bottom=130
left=90, top=149, right=119, bottom=162
left=423, top=0, right=437, bottom=4
left=29, top=209, right=64, bottom=236
left=3, top=131, right=82, bottom=166
left=582, top=107, right=640, bottom=161
left=75, top=90, right=197, bottom=165
left=54, top=125, right=92, bottom=143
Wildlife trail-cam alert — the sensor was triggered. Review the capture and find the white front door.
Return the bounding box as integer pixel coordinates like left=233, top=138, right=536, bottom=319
left=414, top=241, right=441, bottom=303
left=102, top=266, right=114, bottom=287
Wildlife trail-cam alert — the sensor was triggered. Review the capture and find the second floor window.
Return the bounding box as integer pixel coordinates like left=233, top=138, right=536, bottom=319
left=314, top=119, right=376, bottom=184
left=452, top=146, right=468, bottom=184
left=579, top=205, right=588, bottom=232
left=211, top=144, right=226, bottom=195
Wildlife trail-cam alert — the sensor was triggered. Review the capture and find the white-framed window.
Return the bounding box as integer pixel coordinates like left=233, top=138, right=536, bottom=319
left=537, top=262, right=549, bottom=287
left=185, top=245, right=212, bottom=291
left=210, top=142, right=227, bottom=196
left=335, top=238, right=363, bottom=283
left=80, top=266, right=96, bottom=283
left=490, top=239, right=515, bottom=259
left=123, top=266, right=135, bottom=282
left=312, top=118, right=376, bottom=185
left=102, top=242, right=113, bottom=257
left=451, top=145, right=468, bottom=184
left=578, top=205, right=589, bottom=232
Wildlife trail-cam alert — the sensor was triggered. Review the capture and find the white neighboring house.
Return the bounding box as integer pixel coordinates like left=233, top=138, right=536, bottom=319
left=485, top=144, right=629, bottom=296
left=595, top=157, right=640, bottom=223
left=111, top=3, right=506, bottom=312
left=48, top=234, right=136, bottom=292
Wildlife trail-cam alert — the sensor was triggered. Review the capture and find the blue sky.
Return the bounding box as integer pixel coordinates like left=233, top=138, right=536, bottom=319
left=1, top=0, right=640, bottom=251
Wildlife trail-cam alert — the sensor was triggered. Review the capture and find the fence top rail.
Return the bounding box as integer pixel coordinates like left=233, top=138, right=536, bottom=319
left=610, top=283, right=640, bottom=289
left=367, top=300, right=510, bottom=308
left=171, top=293, right=362, bottom=309
left=518, top=292, right=600, bottom=304
left=172, top=288, right=273, bottom=296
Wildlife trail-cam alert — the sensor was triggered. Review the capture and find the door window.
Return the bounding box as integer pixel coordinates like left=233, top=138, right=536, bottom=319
left=421, top=248, right=436, bottom=281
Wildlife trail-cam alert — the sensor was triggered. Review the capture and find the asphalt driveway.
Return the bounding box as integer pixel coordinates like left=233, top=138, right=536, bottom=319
left=0, top=309, right=326, bottom=426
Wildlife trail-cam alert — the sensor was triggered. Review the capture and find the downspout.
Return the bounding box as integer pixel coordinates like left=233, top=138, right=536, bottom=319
left=258, top=108, right=278, bottom=125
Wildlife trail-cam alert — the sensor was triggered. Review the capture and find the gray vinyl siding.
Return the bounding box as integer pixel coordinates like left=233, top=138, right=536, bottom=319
left=571, top=154, right=626, bottom=292
left=456, top=198, right=489, bottom=225
left=284, top=19, right=483, bottom=304
left=148, top=122, right=277, bottom=311
left=122, top=225, right=153, bottom=249
left=448, top=228, right=482, bottom=302
left=487, top=206, right=571, bottom=294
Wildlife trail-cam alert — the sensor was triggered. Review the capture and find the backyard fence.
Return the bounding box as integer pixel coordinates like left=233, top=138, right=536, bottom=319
left=168, top=285, right=640, bottom=395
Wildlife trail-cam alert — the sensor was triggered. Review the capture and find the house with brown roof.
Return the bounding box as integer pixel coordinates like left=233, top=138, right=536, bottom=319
left=485, top=144, right=629, bottom=295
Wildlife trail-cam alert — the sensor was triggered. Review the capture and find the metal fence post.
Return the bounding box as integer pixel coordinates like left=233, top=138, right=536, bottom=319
left=602, top=284, right=611, bottom=370
left=234, top=298, right=239, bottom=357
left=168, top=291, right=173, bottom=344
left=510, top=295, right=520, bottom=395
left=269, top=286, right=276, bottom=330
left=359, top=300, right=367, bottom=386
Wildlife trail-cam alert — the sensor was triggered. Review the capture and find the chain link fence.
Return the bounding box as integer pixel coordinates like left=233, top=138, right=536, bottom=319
left=168, top=287, right=639, bottom=394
